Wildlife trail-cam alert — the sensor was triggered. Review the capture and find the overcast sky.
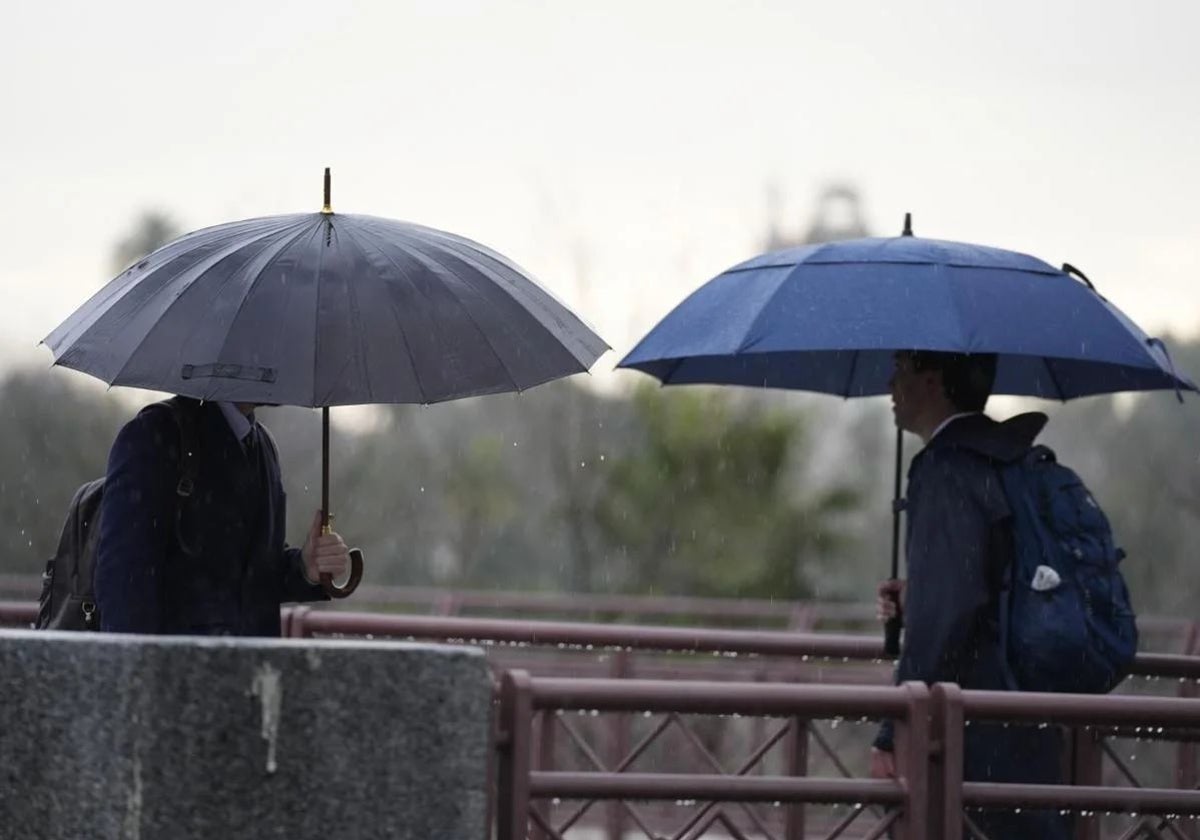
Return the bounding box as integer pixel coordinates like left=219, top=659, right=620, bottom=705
left=3, top=0, right=1198, bottom=385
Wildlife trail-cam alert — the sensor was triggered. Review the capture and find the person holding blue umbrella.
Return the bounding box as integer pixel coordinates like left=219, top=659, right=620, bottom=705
left=619, top=214, right=1194, bottom=837
left=873, top=348, right=1073, bottom=838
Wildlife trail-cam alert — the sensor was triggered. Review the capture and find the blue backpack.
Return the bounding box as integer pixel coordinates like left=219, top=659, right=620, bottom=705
left=997, top=445, right=1137, bottom=694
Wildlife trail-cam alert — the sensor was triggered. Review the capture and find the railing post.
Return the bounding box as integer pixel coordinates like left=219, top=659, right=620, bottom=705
left=784, top=715, right=809, bottom=840
left=497, top=670, right=534, bottom=840
left=894, top=681, right=931, bottom=840
left=1179, top=624, right=1199, bottom=840
left=530, top=707, right=557, bottom=840
left=288, top=605, right=310, bottom=638
left=1070, top=726, right=1103, bottom=840
left=930, top=683, right=964, bottom=840
left=605, top=650, right=632, bottom=840
left=787, top=604, right=816, bottom=631
left=752, top=668, right=768, bottom=776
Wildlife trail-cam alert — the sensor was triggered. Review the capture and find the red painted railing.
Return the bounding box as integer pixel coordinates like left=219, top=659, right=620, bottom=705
left=495, top=673, right=1200, bottom=840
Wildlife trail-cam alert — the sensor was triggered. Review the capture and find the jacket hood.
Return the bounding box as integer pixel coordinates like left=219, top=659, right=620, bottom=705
left=928, top=411, right=1047, bottom=463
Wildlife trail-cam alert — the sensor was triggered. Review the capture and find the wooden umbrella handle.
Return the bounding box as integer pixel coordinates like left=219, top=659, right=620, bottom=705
left=321, top=548, right=364, bottom=599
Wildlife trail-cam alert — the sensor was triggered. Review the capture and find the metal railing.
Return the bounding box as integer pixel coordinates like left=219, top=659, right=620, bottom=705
left=3, top=572, right=1196, bottom=646
left=496, top=673, right=1200, bottom=840
left=497, top=672, right=932, bottom=840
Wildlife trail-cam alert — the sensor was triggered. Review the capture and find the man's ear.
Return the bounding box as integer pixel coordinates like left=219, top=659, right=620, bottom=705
left=922, top=370, right=946, bottom=399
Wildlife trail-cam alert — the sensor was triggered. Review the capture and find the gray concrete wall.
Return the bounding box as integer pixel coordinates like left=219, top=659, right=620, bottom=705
left=0, top=629, right=492, bottom=840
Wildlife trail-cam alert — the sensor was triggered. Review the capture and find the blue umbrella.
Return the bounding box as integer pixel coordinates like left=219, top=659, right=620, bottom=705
left=45, top=169, right=610, bottom=597
left=619, top=215, right=1195, bottom=651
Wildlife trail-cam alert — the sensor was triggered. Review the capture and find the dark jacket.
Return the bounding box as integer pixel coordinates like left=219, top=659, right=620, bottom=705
left=94, top=398, right=326, bottom=636
left=876, top=412, right=1069, bottom=837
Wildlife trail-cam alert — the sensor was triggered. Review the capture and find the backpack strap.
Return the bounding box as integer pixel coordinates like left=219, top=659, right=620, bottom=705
left=159, top=398, right=202, bottom=557
left=162, top=398, right=200, bottom=498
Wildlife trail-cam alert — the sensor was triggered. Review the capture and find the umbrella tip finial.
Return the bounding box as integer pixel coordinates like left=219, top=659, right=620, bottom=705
left=322, top=167, right=333, bottom=215
left=901, top=212, right=913, bottom=237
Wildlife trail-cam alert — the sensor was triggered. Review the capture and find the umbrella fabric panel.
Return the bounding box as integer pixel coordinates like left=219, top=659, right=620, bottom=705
left=739, top=263, right=967, bottom=353
left=619, top=265, right=798, bottom=360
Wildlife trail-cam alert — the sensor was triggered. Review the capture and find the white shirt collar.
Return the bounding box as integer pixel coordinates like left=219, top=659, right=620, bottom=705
left=217, top=402, right=254, bottom=443
left=928, top=411, right=978, bottom=443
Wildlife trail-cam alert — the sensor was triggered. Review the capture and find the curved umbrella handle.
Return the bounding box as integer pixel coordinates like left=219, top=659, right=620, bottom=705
left=321, top=548, right=364, bottom=599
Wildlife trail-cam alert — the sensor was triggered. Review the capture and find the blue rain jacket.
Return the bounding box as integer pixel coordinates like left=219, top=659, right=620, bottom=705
left=876, top=412, right=1069, bottom=838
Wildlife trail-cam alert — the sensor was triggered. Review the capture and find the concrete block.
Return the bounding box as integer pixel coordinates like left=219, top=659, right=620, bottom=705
left=0, top=630, right=492, bottom=840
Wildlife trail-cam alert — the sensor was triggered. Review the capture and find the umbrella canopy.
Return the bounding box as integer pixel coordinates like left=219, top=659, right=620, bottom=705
left=621, top=227, right=1194, bottom=399
left=45, top=209, right=608, bottom=406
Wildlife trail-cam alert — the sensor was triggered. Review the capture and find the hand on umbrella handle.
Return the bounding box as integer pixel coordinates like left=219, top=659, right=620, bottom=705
left=878, top=577, right=904, bottom=657
left=883, top=608, right=903, bottom=657
left=321, top=548, right=364, bottom=599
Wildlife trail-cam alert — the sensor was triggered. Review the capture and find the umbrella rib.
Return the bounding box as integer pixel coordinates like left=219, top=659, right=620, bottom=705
left=312, top=220, right=331, bottom=406
left=1042, top=356, right=1068, bottom=402
left=104, top=219, right=313, bottom=395
left=841, top=350, right=861, bottom=398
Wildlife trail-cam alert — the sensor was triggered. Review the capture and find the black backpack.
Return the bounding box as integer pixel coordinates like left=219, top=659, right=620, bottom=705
left=35, top=398, right=200, bottom=631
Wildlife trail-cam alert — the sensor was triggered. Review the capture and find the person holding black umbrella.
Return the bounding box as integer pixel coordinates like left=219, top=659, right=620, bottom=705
left=40, top=169, right=609, bottom=633
left=870, top=349, right=1069, bottom=839
left=94, top=398, right=351, bottom=636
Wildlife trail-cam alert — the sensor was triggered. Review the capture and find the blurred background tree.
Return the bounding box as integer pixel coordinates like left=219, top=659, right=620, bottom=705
left=593, top=384, right=859, bottom=599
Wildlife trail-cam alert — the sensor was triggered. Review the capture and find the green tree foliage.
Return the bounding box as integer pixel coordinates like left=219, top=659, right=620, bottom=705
left=0, top=371, right=128, bottom=575
left=593, top=385, right=859, bottom=599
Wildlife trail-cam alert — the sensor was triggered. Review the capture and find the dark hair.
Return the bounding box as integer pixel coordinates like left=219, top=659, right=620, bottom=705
left=904, top=351, right=998, bottom=412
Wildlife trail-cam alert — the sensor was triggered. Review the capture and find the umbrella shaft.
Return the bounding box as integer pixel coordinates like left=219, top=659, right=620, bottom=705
left=891, top=427, right=903, bottom=579
left=322, top=406, right=331, bottom=531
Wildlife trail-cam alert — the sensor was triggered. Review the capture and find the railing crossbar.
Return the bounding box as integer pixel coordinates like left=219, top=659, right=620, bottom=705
left=528, top=771, right=907, bottom=804
left=961, top=782, right=1200, bottom=814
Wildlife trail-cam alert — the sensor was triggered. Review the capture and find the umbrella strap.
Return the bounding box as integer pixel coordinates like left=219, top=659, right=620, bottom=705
left=1146, top=337, right=1184, bottom=403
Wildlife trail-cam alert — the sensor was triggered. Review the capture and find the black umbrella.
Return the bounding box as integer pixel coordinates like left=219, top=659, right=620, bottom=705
left=45, top=169, right=610, bottom=596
